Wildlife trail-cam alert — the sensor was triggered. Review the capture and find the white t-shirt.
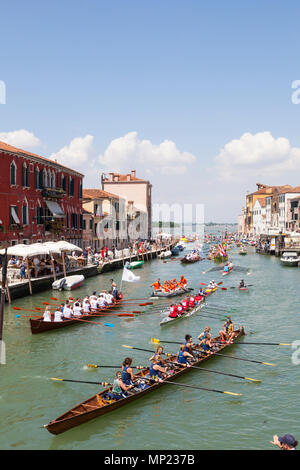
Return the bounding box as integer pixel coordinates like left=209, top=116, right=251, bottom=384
left=82, top=302, right=91, bottom=314
left=97, top=297, right=107, bottom=308
left=73, top=305, right=83, bottom=316
left=105, top=293, right=114, bottom=304
left=63, top=306, right=73, bottom=318
left=43, top=310, right=52, bottom=322
left=90, top=299, right=98, bottom=310
left=54, top=310, right=63, bottom=322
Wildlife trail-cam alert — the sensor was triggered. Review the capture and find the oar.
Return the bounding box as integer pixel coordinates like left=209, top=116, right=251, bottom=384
left=230, top=285, right=254, bottom=289
left=223, top=341, right=291, bottom=347
left=70, top=318, right=115, bottom=327
left=170, top=362, right=261, bottom=383
left=13, top=306, right=43, bottom=313
left=212, top=352, right=275, bottom=366
left=51, top=377, right=112, bottom=386
left=122, top=344, right=173, bottom=356
left=87, top=364, right=145, bottom=369
left=142, top=377, right=242, bottom=397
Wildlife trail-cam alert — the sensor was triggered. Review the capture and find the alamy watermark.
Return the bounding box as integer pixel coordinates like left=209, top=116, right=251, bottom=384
left=291, top=340, right=300, bottom=365
left=0, top=80, right=6, bottom=104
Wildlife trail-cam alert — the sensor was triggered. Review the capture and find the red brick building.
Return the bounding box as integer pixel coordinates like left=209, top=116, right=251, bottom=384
left=0, top=141, right=84, bottom=247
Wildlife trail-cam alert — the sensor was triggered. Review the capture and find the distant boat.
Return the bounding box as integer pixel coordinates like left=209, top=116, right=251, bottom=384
left=280, top=252, right=300, bottom=267
left=128, top=261, right=144, bottom=269
left=52, top=275, right=85, bottom=291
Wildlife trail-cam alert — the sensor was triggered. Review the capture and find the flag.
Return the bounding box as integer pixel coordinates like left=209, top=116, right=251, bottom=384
left=218, top=243, right=226, bottom=257
left=121, top=267, right=140, bottom=283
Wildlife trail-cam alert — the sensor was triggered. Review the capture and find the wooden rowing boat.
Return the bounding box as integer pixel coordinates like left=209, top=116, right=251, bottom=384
left=181, top=255, right=203, bottom=264
left=151, top=286, right=191, bottom=298
left=45, top=327, right=245, bottom=435
left=159, top=287, right=218, bottom=326
left=29, top=296, right=124, bottom=334
left=222, top=266, right=233, bottom=276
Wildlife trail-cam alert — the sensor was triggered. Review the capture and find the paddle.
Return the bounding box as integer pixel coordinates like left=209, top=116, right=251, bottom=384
left=122, top=344, right=173, bottom=356
left=230, top=285, right=254, bottom=289
left=221, top=341, right=291, bottom=347
left=170, top=362, right=261, bottom=383
left=87, top=364, right=145, bottom=369
left=69, top=318, right=115, bottom=327
left=141, top=376, right=242, bottom=397
left=51, top=377, right=111, bottom=386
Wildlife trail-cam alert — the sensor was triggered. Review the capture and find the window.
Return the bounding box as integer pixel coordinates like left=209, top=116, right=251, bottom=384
left=38, top=169, right=43, bottom=189
left=69, top=177, right=74, bottom=196
left=10, top=206, right=19, bottom=225
left=36, top=206, right=44, bottom=225
left=10, top=161, right=17, bottom=185
left=22, top=163, right=29, bottom=187
left=22, top=202, right=28, bottom=225
left=89, top=219, right=93, bottom=230
left=79, top=181, right=82, bottom=199
left=62, top=175, right=67, bottom=192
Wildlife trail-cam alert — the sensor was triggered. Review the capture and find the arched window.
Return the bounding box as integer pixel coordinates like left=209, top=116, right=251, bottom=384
left=43, top=169, right=48, bottom=188
left=10, top=161, right=17, bottom=185
left=22, top=163, right=29, bottom=187
left=22, top=198, right=28, bottom=225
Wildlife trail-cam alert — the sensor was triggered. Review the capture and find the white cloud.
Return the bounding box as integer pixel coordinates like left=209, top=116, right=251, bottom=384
left=214, top=131, right=300, bottom=180
left=0, top=129, right=41, bottom=149
left=50, top=135, right=95, bottom=167
left=99, top=131, right=196, bottom=174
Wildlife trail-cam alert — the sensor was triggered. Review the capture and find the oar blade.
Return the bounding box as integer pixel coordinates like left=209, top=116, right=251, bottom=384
left=224, top=391, right=242, bottom=396
left=245, top=377, right=261, bottom=383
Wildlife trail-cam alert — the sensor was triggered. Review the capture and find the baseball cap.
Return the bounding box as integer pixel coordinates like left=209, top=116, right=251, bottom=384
left=279, top=434, right=296, bottom=446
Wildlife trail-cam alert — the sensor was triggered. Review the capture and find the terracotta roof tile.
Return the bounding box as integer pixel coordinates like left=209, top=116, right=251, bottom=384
left=0, top=140, right=84, bottom=176
left=83, top=188, right=123, bottom=200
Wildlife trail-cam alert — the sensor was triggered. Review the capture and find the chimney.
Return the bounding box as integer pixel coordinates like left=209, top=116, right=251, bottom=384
left=131, top=170, right=136, bottom=179
left=109, top=172, right=114, bottom=182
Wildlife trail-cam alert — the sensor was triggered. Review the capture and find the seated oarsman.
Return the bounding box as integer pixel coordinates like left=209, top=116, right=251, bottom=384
left=181, top=298, right=189, bottom=312
left=180, top=275, right=187, bottom=287
left=73, top=301, right=83, bottom=317
left=219, top=317, right=235, bottom=342
left=151, top=279, right=162, bottom=292
left=97, top=294, right=107, bottom=309
left=199, top=333, right=214, bottom=354
left=43, top=306, right=52, bottom=322
left=188, top=295, right=195, bottom=309
left=149, top=345, right=168, bottom=366
left=197, top=326, right=211, bottom=342
left=89, top=291, right=98, bottom=302
left=169, top=304, right=178, bottom=318
left=195, top=293, right=203, bottom=304
left=106, top=371, right=135, bottom=401
left=176, top=344, right=194, bottom=367
left=90, top=295, right=99, bottom=312
left=62, top=303, right=73, bottom=320
left=198, top=287, right=207, bottom=297
left=239, top=279, right=246, bottom=288
left=162, top=281, right=170, bottom=292
left=54, top=308, right=64, bottom=322
left=208, top=280, right=217, bottom=289
left=223, top=264, right=229, bottom=273
left=176, top=303, right=184, bottom=316
left=104, top=291, right=114, bottom=305
left=184, top=335, right=194, bottom=356
left=82, top=299, right=91, bottom=314
left=147, top=356, right=168, bottom=381
left=122, top=357, right=136, bottom=386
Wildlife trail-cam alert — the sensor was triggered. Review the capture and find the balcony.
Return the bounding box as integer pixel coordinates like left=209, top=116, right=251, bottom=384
left=42, top=188, right=65, bottom=199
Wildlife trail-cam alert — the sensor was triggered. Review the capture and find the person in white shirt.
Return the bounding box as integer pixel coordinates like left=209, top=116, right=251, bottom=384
left=54, top=309, right=63, bottom=322
left=105, top=292, right=114, bottom=305
left=73, top=302, right=83, bottom=317
left=90, top=297, right=98, bottom=311
left=82, top=300, right=91, bottom=314
left=62, top=303, right=73, bottom=319
left=43, top=306, right=52, bottom=322
left=97, top=295, right=107, bottom=309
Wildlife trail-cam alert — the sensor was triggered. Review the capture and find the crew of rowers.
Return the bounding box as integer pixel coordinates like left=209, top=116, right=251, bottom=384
left=151, top=276, right=188, bottom=293
left=167, top=281, right=217, bottom=318
left=42, top=289, right=117, bottom=322
left=107, top=320, right=235, bottom=401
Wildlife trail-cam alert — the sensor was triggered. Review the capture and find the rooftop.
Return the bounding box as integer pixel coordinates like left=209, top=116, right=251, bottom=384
left=0, top=140, right=84, bottom=177
left=102, top=170, right=148, bottom=183
left=83, top=188, right=123, bottom=200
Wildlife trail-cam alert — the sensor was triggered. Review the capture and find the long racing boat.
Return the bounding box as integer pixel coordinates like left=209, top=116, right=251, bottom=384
left=45, top=327, right=245, bottom=435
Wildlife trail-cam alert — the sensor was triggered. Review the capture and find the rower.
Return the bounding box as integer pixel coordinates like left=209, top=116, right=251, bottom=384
left=198, top=287, right=207, bottom=298
left=169, top=304, right=178, bottom=318
left=199, top=333, right=213, bottom=354
left=110, top=371, right=134, bottom=400
left=181, top=298, right=189, bottom=312
left=43, top=306, right=52, bottom=322
left=97, top=294, right=107, bottom=309
left=176, top=303, right=184, bottom=316
left=180, top=275, right=187, bottom=288
left=54, top=308, right=63, bottom=322
left=149, top=346, right=167, bottom=366
left=223, top=263, right=229, bottom=273
left=62, top=303, right=73, bottom=320
left=176, top=344, right=194, bottom=366
left=122, top=357, right=135, bottom=386
left=197, top=326, right=211, bottom=342
left=151, top=279, right=162, bottom=291
left=219, top=317, right=235, bottom=342
left=147, top=356, right=168, bottom=381
left=208, top=280, right=217, bottom=289
left=82, top=299, right=91, bottom=314
left=188, top=295, right=195, bottom=309
left=239, top=279, right=246, bottom=288
left=73, top=301, right=83, bottom=317
left=184, top=334, right=194, bottom=355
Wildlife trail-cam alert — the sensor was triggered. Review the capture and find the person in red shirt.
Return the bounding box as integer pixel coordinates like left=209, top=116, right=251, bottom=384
left=195, top=293, right=203, bottom=303
left=188, top=295, right=195, bottom=308
left=181, top=299, right=189, bottom=311
left=169, top=304, right=178, bottom=318
left=176, top=304, right=184, bottom=316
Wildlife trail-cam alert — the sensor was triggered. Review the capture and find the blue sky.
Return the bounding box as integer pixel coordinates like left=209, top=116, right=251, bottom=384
left=1, top=0, right=300, bottom=221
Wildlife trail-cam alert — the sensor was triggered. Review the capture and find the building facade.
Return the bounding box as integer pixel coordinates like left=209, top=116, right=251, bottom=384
left=101, top=170, right=152, bottom=240
left=0, top=141, right=84, bottom=247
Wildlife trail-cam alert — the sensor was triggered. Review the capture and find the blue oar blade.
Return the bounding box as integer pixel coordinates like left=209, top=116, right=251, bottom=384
left=104, top=323, right=115, bottom=328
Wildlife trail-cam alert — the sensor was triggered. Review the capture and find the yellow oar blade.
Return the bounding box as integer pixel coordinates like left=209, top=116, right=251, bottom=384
left=87, top=364, right=98, bottom=368
left=224, top=391, right=242, bottom=396
left=51, top=377, right=63, bottom=381
left=279, top=343, right=291, bottom=346
left=122, top=344, right=134, bottom=349
left=245, top=377, right=261, bottom=383
left=151, top=338, right=160, bottom=344
left=262, top=362, right=276, bottom=366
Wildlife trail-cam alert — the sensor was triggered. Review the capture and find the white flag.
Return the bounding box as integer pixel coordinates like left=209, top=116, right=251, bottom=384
left=122, top=267, right=140, bottom=283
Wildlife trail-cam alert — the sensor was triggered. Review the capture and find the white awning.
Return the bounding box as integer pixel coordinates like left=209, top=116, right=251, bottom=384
left=45, top=200, right=65, bottom=218
left=11, top=207, right=20, bottom=224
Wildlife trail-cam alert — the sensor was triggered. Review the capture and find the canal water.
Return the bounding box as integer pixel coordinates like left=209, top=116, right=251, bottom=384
left=0, top=237, right=299, bottom=450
